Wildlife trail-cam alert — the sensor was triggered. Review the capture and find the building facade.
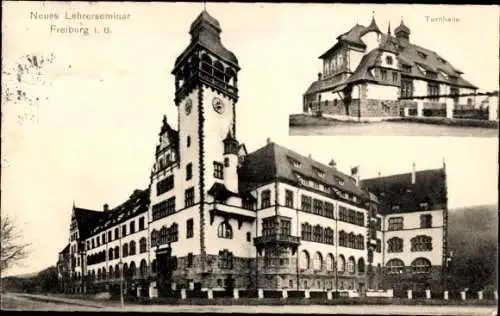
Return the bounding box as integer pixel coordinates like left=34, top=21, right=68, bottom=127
left=57, top=11, right=448, bottom=297
left=303, top=16, right=479, bottom=119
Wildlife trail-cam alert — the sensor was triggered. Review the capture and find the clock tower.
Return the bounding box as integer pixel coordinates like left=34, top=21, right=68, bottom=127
left=171, top=10, right=242, bottom=275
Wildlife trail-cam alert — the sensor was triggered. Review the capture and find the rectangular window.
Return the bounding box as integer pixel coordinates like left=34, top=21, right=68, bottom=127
left=130, top=221, right=135, bottom=234
left=218, top=250, right=233, bottom=270
left=246, top=232, right=251, bottom=242
left=420, top=214, right=432, bottom=228
left=101, top=233, right=106, bottom=244
left=325, top=202, right=334, bottom=218
left=186, top=218, right=194, bottom=239
left=427, top=82, right=439, bottom=100
left=392, top=71, right=398, bottom=83
left=261, top=190, right=271, bottom=208
left=187, top=253, right=193, bottom=268
left=213, top=161, right=224, bottom=179
left=376, top=218, right=382, bottom=231
left=139, top=217, right=145, bottom=230
left=186, top=163, right=193, bottom=181
left=285, top=190, right=294, bottom=208
left=185, top=187, right=195, bottom=207
left=242, top=198, right=256, bottom=210
left=157, top=175, right=174, bottom=196
left=301, top=195, right=312, bottom=212
left=400, top=78, right=413, bottom=98
left=388, top=217, right=404, bottom=231
left=262, top=217, right=277, bottom=237
left=313, top=199, right=324, bottom=216
left=107, top=231, right=112, bottom=243
left=381, top=69, right=387, bottom=81
left=114, top=228, right=119, bottom=240
left=280, top=219, right=291, bottom=237
left=450, top=86, right=459, bottom=104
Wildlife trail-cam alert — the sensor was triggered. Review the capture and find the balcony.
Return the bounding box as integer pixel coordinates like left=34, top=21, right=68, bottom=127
left=253, top=234, right=301, bottom=247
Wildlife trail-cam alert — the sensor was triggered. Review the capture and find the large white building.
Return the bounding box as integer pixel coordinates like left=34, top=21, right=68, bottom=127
left=57, top=10, right=448, bottom=298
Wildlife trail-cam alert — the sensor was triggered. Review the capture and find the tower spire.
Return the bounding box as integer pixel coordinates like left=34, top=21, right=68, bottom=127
left=388, top=22, right=391, bottom=35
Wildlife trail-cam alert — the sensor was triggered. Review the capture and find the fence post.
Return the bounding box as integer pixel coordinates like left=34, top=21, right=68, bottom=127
left=478, top=291, right=483, bottom=300
left=387, top=289, right=394, bottom=298
left=407, top=290, right=412, bottom=299
left=425, top=289, right=431, bottom=300
left=282, top=289, right=288, bottom=299
left=327, top=290, right=332, bottom=300
left=417, top=100, right=424, bottom=117
left=233, top=289, right=239, bottom=300
left=207, top=289, right=213, bottom=300
left=180, top=289, right=186, bottom=300
left=494, top=290, right=498, bottom=300
left=258, top=289, right=264, bottom=299
left=444, top=291, right=448, bottom=300
left=460, top=291, right=466, bottom=300
left=305, top=289, right=310, bottom=299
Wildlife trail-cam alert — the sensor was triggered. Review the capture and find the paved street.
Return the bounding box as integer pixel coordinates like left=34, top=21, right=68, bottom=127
left=289, top=121, right=498, bottom=137
left=1, top=292, right=497, bottom=315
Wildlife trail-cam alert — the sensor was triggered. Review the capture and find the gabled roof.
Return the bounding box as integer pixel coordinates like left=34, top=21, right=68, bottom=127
left=361, top=168, right=447, bottom=215
left=73, top=188, right=150, bottom=240
left=58, top=244, right=70, bottom=255
left=238, top=141, right=367, bottom=201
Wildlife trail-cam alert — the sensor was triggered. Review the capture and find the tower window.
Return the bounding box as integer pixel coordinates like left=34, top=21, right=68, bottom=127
left=214, top=161, right=224, bottom=179
left=261, top=190, right=271, bottom=208
left=381, top=69, right=388, bottom=81
left=185, top=187, right=195, bottom=207
left=186, top=163, right=193, bottom=180
left=187, top=136, right=191, bottom=148
left=224, top=157, right=229, bottom=167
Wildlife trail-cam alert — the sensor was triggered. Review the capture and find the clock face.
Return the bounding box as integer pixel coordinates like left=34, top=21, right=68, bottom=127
left=212, top=97, right=225, bottom=114
left=184, top=99, right=192, bottom=115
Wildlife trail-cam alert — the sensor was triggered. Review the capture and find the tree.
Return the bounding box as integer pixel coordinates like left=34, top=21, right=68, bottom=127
left=1, top=215, right=31, bottom=273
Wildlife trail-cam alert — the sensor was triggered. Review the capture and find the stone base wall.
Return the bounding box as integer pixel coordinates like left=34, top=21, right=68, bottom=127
left=382, top=265, right=443, bottom=294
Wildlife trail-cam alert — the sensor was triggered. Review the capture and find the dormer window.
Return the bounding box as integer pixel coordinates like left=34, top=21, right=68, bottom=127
left=312, top=166, right=325, bottom=178
left=417, top=51, right=427, bottom=59
left=426, top=71, right=437, bottom=79
left=335, top=176, right=344, bottom=186
left=288, top=156, right=301, bottom=168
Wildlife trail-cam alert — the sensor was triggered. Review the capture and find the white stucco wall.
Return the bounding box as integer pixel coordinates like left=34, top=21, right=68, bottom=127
left=366, top=83, right=398, bottom=100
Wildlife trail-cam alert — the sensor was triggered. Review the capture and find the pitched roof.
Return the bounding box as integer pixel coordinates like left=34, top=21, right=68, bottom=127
left=58, top=244, right=70, bottom=255
left=309, top=22, right=477, bottom=96
left=73, top=188, right=150, bottom=239
left=360, top=168, right=447, bottom=215
left=238, top=141, right=367, bottom=202
left=174, top=10, right=239, bottom=72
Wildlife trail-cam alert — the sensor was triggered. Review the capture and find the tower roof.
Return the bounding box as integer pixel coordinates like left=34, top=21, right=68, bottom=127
left=361, top=15, right=381, bottom=36
left=173, top=10, right=239, bottom=72
left=395, top=19, right=410, bottom=35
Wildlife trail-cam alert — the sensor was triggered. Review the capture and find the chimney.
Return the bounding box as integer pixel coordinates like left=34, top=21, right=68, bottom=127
left=411, top=163, right=416, bottom=184
left=266, top=137, right=271, bottom=144
left=308, top=154, right=312, bottom=159
left=318, top=72, right=322, bottom=80
left=377, top=171, right=381, bottom=177
left=103, top=204, right=109, bottom=212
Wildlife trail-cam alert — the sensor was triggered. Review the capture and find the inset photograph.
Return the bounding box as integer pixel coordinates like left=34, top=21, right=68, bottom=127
left=289, top=6, right=498, bottom=136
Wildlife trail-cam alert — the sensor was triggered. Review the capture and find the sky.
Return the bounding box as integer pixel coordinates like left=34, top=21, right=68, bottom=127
left=1, top=2, right=498, bottom=276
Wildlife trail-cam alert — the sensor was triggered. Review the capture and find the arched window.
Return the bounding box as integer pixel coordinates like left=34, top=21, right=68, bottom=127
left=122, top=243, right=129, bottom=257
left=225, top=68, right=235, bottom=86
left=140, top=237, right=147, bottom=253
left=388, top=237, right=404, bottom=253
left=301, top=222, right=312, bottom=241
left=140, top=259, right=148, bottom=277
left=348, top=232, right=355, bottom=248
left=386, top=258, right=405, bottom=274
left=411, top=258, right=431, bottom=274
left=217, top=221, right=233, bottom=239
left=324, top=228, right=334, bottom=245
left=97, top=268, right=101, bottom=281
left=347, top=256, right=356, bottom=274
left=313, top=252, right=323, bottom=271
left=326, top=253, right=335, bottom=271
left=114, top=246, right=120, bottom=258
left=109, top=266, right=114, bottom=279
left=313, top=225, right=324, bottom=243
left=151, top=259, right=157, bottom=274
left=151, top=229, right=158, bottom=247
left=339, top=230, right=347, bottom=247
left=129, top=261, right=136, bottom=278
left=108, top=248, right=114, bottom=261
left=201, top=53, right=212, bottom=74
left=358, top=258, right=365, bottom=274
left=123, top=263, right=128, bottom=279
left=337, top=255, right=345, bottom=273
left=411, top=235, right=432, bottom=252
left=91, top=270, right=96, bottom=281
left=356, top=234, right=365, bottom=250
left=114, top=264, right=120, bottom=279
left=102, top=269, right=106, bottom=280
left=129, top=241, right=136, bottom=255
left=300, top=250, right=310, bottom=270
